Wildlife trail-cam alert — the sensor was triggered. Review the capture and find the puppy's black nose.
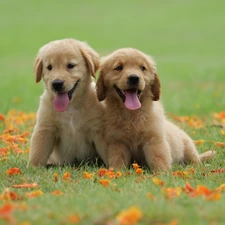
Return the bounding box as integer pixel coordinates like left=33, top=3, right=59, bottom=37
left=52, top=79, right=64, bottom=91
left=128, top=74, right=139, bottom=85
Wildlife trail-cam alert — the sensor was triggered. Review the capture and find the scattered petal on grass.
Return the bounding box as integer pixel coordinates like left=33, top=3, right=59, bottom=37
left=54, top=173, right=58, bottom=182
left=6, top=167, right=22, bottom=176
left=98, top=168, right=109, bottom=177
left=132, top=163, right=140, bottom=170
left=99, top=179, right=110, bottom=187
left=0, top=156, right=8, bottom=161
left=172, top=115, right=203, bottom=128
left=206, top=192, right=221, bottom=201
left=216, top=142, right=225, bottom=148
left=168, top=219, right=179, bottom=225
left=20, top=221, right=31, bottom=225
left=0, top=203, right=14, bottom=221
left=135, top=168, right=143, bottom=175
left=146, top=192, right=156, bottom=201
left=194, top=140, right=204, bottom=146
left=183, top=182, right=195, bottom=193
left=132, top=163, right=144, bottom=175
left=162, top=187, right=181, bottom=199
left=216, top=184, right=225, bottom=192
left=0, top=113, right=5, bottom=121
left=51, top=190, right=63, bottom=196
left=152, top=177, right=164, bottom=187
left=12, top=183, right=39, bottom=188
left=0, top=147, right=9, bottom=156
left=0, top=188, right=22, bottom=201
left=210, top=169, right=225, bottom=174
left=182, top=182, right=221, bottom=200
left=68, top=214, right=80, bottom=223
left=195, top=185, right=212, bottom=196
left=83, top=171, right=94, bottom=179
left=116, top=206, right=143, bottom=225
left=97, top=168, right=122, bottom=179
left=172, top=168, right=195, bottom=179
left=213, top=112, right=225, bottom=120
left=63, top=172, right=71, bottom=180
left=26, top=190, right=43, bottom=198
left=116, top=172, right=122, bottom=177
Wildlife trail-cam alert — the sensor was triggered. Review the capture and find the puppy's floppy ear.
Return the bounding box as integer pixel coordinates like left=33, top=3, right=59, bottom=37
left=96, top=70, right=106, bottom=101
left=80, top=44, right=100, bottom=78
left=34, top=57, right=43, bottom=83
left=151, top=73, right=161, bottom=101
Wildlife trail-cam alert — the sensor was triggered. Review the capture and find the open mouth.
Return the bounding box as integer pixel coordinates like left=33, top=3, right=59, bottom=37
left=68, top=80, right=79, bottom=100
left=53, top=80, right=79, bottom=112
left=114, top=85, right=141, bottom=110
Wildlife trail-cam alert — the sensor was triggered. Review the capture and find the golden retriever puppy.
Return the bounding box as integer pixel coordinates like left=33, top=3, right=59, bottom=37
left=96, top=48, right=215, bottom=172
left=29, top=39, right=106, bottom=166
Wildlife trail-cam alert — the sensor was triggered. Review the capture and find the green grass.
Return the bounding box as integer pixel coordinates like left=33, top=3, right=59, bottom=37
left=0, top=0, right=225, bottom=224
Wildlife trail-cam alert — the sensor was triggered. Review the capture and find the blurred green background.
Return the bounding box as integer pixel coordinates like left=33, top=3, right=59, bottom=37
left=1, top=0, right=225, bottom=115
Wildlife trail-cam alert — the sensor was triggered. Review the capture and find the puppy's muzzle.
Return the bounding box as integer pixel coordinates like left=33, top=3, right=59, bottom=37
left=127, top=74, right=139, bottom=87
left=52, top=79, right=64, bottom=92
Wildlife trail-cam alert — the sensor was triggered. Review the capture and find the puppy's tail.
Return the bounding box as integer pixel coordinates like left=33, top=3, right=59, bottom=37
left=199, top=150, right=216, bottom=162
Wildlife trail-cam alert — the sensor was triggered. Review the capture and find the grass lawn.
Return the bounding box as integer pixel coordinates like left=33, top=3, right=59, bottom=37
left=0, top=0, right=225, bottom=224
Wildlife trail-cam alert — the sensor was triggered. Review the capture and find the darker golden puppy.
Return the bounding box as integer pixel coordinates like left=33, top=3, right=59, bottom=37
left=96, top=48, right=215, bottom=172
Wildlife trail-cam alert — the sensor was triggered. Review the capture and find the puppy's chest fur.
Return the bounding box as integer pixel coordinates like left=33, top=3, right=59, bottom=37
left=51, top=106, right=97, bottom=164
left=105, top=109, right=151, bottom=145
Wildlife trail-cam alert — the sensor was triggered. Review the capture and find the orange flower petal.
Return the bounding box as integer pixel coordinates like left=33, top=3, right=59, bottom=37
left=168, top=219, right=179, bottom=225
left=0, top=147, right=9, bottom=156
left=196, top=185, right=212, bottom=196
left=54, top=173, right=58, bottom=182
left=51, top=190, right=63, bottom=196
left=97, top=168, right=109, bottom=177
left=6, top=167, right=22, bottom=176
left=152, top=177, right=164, bottom=187
left=63, top=172, right=71, bottom=180
left=216, top=184, right=225, bottom=192
left=0, top=203, right=14, bottom=221
left=0, top=188, right=22, bottom=201
left=146, top=192, right=156, bottom=201
left=116, top=172, right=122, bottom=178
left=184, top=182, right=195, bottom=193
left=211, top=169, right=225, bottom=174
left=0, top=114, right=5, bottom=121
left=99, top=179, right=110, bottom=187
left=206, top=192, right=221, bottom=201
left=194, top=140, right=204, bottom=146
left=162, top=187, right=181, bottom=199
left=68, top=214, right=80, bottom=223
left=83, top=172, right=94, bottom=179
left=135, top=168, right=143, bottom=175
left=116, top=206, right=143, bottom=225
left=132, top=163, right=140, bottom=170
left=216, top=142, right=225, bottom=148
left=12, top=183, right=39, bottom=188
left=26, top=190, right=43, bottom=198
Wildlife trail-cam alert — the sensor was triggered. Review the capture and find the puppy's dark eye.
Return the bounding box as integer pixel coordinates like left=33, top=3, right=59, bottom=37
left=140, top=66, right=146, bottom=71
left=47, top=65, right=52, bottom=71
left=67, top=63, right=75, bottom=69
left=115, top=65, right=123, bottom=71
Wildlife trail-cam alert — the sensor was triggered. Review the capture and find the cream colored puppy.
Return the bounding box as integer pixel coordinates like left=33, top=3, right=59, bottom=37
left=29, top=39, right=106, bottom=166
left=96, top=48, right=215, bottom=172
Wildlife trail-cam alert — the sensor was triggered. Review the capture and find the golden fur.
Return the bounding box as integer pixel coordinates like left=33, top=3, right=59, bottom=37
left=29, top=39, right=106, bottom=166
left=96, top=48, right=215, bottom=172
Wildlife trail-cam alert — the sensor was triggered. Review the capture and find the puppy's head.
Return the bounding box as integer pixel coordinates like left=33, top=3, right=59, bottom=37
left=34, top=39, right=99, bottom=112
left=96, top=48, right=160, bottom=110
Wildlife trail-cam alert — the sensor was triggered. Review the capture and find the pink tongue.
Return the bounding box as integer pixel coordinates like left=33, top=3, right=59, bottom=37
left=53, top=93, right=69, bottom=112
left=124, top=90, right=141, bottom=110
